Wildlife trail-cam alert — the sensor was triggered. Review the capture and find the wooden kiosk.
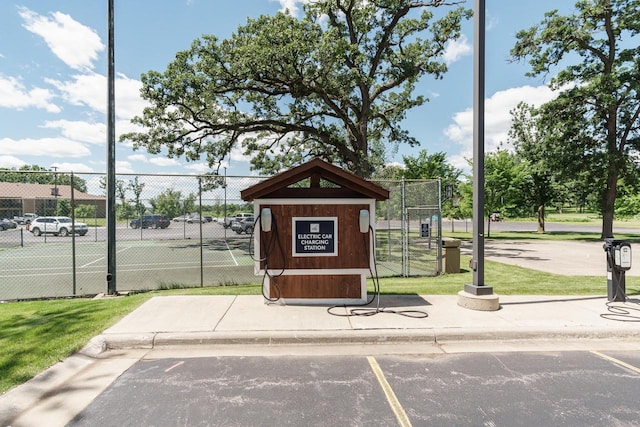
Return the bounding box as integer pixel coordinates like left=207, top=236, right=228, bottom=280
left=241, top=158, right=389, bottom=305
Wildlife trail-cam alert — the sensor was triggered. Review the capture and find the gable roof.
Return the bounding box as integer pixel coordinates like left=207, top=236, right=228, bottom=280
left=241, top=158, right=389, bottom=201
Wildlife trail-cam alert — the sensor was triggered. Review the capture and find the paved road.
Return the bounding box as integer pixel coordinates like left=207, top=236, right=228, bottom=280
left=444, top=218, right=640, bottom=235
left=460, top=239, right=640, bottom=276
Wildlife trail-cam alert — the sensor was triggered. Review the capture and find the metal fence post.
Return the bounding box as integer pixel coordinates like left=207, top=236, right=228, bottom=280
left=71, top=173, right=77, bottom=295
left=401, top=177, right=407, bottom=277
left=437, top=178, right=443, bottom=275
left=199, top=176, right=204, bottom=287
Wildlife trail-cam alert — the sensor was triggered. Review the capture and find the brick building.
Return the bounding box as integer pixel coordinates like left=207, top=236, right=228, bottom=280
left=0, top=182, right=106, bottom=218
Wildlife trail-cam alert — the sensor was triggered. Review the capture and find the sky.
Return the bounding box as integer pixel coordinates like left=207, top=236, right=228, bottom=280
left=0, top=0, right=576, bottom=186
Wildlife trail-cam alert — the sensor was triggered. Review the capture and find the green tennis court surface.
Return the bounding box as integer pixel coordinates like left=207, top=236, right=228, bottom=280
left=0, top=238, right=257, bottom=301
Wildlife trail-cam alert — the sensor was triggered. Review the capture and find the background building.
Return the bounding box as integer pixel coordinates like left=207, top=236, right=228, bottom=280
left=0, top=182, right=106, bottom=218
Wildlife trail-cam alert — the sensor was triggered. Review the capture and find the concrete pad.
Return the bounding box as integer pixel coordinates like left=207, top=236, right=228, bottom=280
left=496, top=295, right=640, bottom=329
left=419, top=295, right=510, bottom=329
left=215, top=295, right=352, bottom=331
left=458, top=290, right=500, bottom=311
left=104, top=295, right=236, bottom=334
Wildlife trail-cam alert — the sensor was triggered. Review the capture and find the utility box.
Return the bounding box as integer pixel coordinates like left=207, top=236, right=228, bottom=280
left=442, top=237, right=461, bottom=273
left=241, top=158, right=389, bottom=305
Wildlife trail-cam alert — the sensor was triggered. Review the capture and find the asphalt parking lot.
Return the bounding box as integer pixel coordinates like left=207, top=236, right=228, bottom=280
left=64, top=350, right=640, bottom=426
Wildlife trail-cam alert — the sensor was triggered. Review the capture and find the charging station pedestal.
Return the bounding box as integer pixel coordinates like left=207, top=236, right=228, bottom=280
left=241, top=159, right=389, bottom=305
left=603, top=238, right=632, bottom=302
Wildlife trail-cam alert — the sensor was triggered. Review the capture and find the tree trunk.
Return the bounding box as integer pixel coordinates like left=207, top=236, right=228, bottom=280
left=486, top=216, right=491, bottom=238
left=537, top=205, right=545, bottom=233
left=601, top=174, right=617, bottom=239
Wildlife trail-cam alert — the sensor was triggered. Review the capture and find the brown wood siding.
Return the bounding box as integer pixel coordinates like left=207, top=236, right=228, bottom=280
left=259, top=203, right=371, bottom=270
left=270, top=274, right=362, bottom=299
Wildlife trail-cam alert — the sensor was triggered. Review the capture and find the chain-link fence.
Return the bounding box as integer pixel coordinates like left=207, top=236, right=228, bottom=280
left=0, top=171, right=440, bottom=301
left=373, top=178, right=442, bottom=277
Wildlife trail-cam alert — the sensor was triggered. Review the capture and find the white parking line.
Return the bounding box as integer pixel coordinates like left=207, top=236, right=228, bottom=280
left=591, top=351, right=640, bottom=375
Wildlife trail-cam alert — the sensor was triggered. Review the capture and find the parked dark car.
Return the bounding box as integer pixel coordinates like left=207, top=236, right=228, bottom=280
left=1, top=218, right=18, bottom=230
left=130, top=214, right=170, bottom=229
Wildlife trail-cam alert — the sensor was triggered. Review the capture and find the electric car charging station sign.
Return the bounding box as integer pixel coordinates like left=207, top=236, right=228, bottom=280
left=293, top=217, right=337, bottom=256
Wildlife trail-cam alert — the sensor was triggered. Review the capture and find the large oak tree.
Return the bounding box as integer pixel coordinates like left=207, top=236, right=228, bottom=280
left=120, top=0, right=471, bottom=177
left=511, top=0, right=640, bottom=238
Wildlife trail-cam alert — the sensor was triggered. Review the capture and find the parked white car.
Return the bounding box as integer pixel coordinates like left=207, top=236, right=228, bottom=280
left=28, top=216, right=88, bottom=237
left=14, top=213, right=37, bottom=224
left=173, top=214, right=206, bottom=223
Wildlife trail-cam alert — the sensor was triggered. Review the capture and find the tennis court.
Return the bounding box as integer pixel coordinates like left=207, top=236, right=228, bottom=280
left=0, top=237, right=257, bottom=301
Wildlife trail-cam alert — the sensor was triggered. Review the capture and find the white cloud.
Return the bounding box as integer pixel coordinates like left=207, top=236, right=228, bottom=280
left=444, top=85, right=558, bottom=170
left=149, top=157, right=179, bottom=167
left=0, top=137, right=91, bottom=158
left=127, top=154, right=148, bottom=162
left=0, top=155, right=28, bottom=169
left=50, top=162, right=94, bottom=173
left=46, top=72, right=147, bottom=121
left=443, top=34, right=472, bottom=65
left=18, top=7, right=104, bottom=72
left=46, top=73, right=104, bottom=112
left=116, top=161, right=134, bottom=174
left=42, top=120, right=105, bottom=145
left=0, top=74, right=60, bottom=113
left=273, top=0, right=307, bottom=17
left=184, top=163, right=217, bottom=173
left=114, top=74, right=147, bottom=120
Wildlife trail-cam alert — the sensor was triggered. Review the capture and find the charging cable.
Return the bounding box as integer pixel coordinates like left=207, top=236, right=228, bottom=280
left=601, top=247, right=640, bottom=322
left=327, top=225, right=428, bottom=319
left=249, top=213, right=285, bottom=302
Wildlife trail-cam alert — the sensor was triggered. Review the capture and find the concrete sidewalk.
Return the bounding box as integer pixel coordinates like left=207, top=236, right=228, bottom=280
left=83, top=294, right=640, bottom=354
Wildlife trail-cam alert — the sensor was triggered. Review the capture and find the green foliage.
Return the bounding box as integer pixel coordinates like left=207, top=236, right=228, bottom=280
left=510, top=0, right=640, bottom=238
left=615, top=193, right=640, bottom=218
left=128, top=176, right=146, bottom=217
left=149, top=189, right=196, bottom=219
left=508, top=103, right=559, bottom=210
left=467, top=150, right=531, bottom=219
left=55, top=199, right=72, bottom=216
left=0, top=165, right=88, bottom=193
left=120, top=0, right=471, bottom=177
left=75, top=204, right=96, bottom=219
left=375, top=149, right=463, bottom=219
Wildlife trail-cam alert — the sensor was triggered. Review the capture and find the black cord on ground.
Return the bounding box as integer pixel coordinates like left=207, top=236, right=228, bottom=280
left=327, top=226, right=428, bottom=319
left=601, top=300, right=640, bottom=322
left=600, top=279, right=640, bottom=322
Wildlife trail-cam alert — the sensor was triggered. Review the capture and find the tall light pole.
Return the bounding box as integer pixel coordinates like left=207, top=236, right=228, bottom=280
left=223, top=167, right=227, bottom=241
left=471, top=0, right=486, bottom=291
left=459, top=0, right=499, bottom=310
left=106, top=0, right=117, bottom=295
